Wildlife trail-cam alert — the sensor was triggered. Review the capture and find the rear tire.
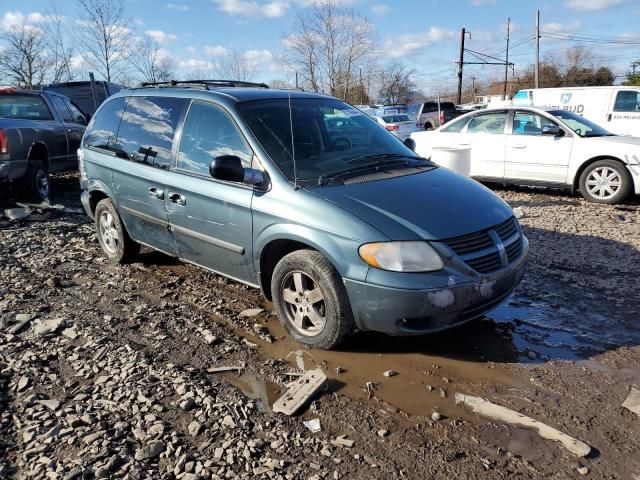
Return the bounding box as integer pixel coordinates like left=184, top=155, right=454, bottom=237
left=94, top=198, right=140, bottom=263
left=271, top=250, right=354, bottom=350
left=19, top=160, right=50, bottom=203
left=579, top=159, right=632, bottom=204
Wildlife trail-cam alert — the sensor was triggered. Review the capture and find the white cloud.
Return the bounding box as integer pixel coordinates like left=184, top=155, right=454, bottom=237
left=166, top=2, right=190, bottom=10
left=205, top=45, right=231, bottom=56
left=542, top=20, right=582, bottom=33
left=179, top=58, right=215, bottom=71
left=384, top=27, right=457, bottom=58
left=470, top=0, right=496, bottom=5
left=371, top=4, right=390, bottom=15
left=565, top=0, right=624, bottom=11
left=244, top=49, right=273, bottom=64
left=212, top=0, right=356, bottom=19
left=145, top=29, right=178, bottom=44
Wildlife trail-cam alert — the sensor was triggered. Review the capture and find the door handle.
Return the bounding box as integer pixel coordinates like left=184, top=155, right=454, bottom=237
left=457, top=143, right=471, bottom=146
left=168, top=192, right=186, bottom=205
left=148, top=187, right=164, bottom=199
left=511, top=144, right=527, bottom=149
left=607, top=114, right=612, bottom=122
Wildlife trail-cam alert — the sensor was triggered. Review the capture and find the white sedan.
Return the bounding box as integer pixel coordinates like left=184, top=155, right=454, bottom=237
left=410, top=106, right=640, bottom=204
left=375, top=114, right=420, bottom=141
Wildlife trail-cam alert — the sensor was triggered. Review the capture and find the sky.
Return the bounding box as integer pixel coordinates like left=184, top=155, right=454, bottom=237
left=2, top=0, right=639, bottom=95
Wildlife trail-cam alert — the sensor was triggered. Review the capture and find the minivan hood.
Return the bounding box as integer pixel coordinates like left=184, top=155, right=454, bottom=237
left=310, top=167, right=514, bottom=240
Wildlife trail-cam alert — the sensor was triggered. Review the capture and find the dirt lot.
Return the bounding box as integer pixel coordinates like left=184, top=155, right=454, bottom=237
left=1, top=176, right=639, bottom=479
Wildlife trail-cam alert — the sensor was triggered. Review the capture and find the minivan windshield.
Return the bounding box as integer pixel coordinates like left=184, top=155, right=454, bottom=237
left=237, top=97, right=422, bottom=184
left=549, top=109, right=614, bottom=138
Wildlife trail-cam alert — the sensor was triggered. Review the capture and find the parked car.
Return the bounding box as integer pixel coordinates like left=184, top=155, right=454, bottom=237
left=79, top=80, right=528, bottom=349
left=0, top=86, right=87, bottom=201
left=512, top=86, right=640, bottom=137
left=374, top=113, right=420, bottom=140
left=406, top=101, right=465, bottom=130
left=43, top=80, right=125, bottom=117
left=410, top=106, right=640, bottom=204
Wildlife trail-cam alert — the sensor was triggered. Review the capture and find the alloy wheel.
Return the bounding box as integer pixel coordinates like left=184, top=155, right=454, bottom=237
left=281, top=271, right=327, bottom=336
left=586, top=166, right=621, bottom=200
left=99, top=211, right=120, bottom=256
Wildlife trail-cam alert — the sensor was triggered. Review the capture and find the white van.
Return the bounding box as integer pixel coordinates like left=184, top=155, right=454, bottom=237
left=512, top=86, right=640, bottom=137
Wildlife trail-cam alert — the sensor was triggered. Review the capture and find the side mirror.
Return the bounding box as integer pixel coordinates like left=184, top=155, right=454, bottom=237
left=404, top=137, right=416, bottom=151
left=542, top=124, right=563, bottom=136
left=210, top=155, right=266, bottom=186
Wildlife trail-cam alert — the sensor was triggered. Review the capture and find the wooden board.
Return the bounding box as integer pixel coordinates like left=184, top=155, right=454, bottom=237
left=272, top=369, right=327, bottom=415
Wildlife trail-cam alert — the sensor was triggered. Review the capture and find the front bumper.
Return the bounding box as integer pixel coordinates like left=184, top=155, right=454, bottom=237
left=80, top=189, right=93, bottom=219
left=343, top=238, right=528, bottom=335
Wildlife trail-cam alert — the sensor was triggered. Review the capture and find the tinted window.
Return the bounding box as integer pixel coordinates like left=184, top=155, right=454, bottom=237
left=177, top=100, right=253, bottom=176
left=549, top=109, right=611, bottom=138
left=613, top=91, right=640, bottom=112
left=116, top=96, right=188, bottom=169
left=83, top=96, right=127, bottom=150
left=52, top=96, right=73, bottom=122
left=65, top=100, right=87, bottom=125
left=0, top=94, right=53, bottom=120
left=441, top=115, right=469, bottom=133
left=467, top=112, right=507, bottom=134
left=382, top=115, right=411, bottom=123
left=513, top=112, right=558, bottom=136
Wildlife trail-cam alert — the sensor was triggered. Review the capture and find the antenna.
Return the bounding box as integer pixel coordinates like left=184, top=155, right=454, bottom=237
left=288, top=93, right=298, bottom=190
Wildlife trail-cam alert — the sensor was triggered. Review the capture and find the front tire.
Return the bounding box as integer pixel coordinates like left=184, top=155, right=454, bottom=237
left=94, top=198, right=140, bottom=263
left=579, top=159, right=632, bottom=204
left=271, top=250, right=354, bottom=350
left=19, top=160, right=50, bottom=203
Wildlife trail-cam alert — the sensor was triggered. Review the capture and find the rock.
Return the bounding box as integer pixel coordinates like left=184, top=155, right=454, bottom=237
left=513, top=207, right=525, bottom=219
left=382, top=370, right=397, bottom=378
left=239, top=308, right=263, bottom=318
left=33, top=318, right=65, bottom=336
left=221, top=415, right=236, bottom=428
left=303, top=418, right=321, bottom=433
left=622, top=387, right=640, bottom=416
left=4, top=208, right=29, bottom=220
left=16, top=375, right=29, bottom=392
left=431, top=412, right=442, bottom=422
left=577, top=466, right=589, bottom=475
left=36, top=399, right=61, bottom=411
left=527, top=350, right=538, bottom=360
left=135, top=440, right=165, bottom=461
left=331, top=435, right=355, bottom=448
left=188, top=420, right=202, bottom=437
left=377, top=429, right=389, bottom=437
left=180, top=398, right=195, bottom=410
left=82, top=430, right=105, bottom=444
left=45, top=277, right=60, bottom=288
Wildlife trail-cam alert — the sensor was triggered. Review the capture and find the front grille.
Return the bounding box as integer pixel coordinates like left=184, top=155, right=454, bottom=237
left=443, top=216, right=522, bottom=274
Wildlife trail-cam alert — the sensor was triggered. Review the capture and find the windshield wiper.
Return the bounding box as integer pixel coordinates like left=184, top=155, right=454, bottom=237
left=318, top=158, right=419, bottom=186
left=345, top=152, right=413, bottom=165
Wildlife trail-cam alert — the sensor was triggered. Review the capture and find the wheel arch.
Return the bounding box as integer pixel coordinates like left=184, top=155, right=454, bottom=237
left=85, top=179, right=117, bottom=218
left=573, top=155, right=628, bottom=192
left=26, top=142, right=49, bottom=170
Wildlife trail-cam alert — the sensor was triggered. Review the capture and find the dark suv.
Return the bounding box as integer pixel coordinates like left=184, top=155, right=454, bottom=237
left=79, top=80, right=527, bottom=349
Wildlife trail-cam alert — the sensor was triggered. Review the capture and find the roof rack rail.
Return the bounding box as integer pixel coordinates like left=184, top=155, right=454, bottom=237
left=139, top=79, right=269, bottom=89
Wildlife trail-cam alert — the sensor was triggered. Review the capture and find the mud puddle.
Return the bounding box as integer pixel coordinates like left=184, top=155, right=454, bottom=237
left=217, top=372, right=280, bottom=414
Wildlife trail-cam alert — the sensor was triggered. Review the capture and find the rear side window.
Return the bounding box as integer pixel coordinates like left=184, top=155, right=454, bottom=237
left=83, top=96, right=127, bottom=151
left=467, top=112, right=507, bottom=134
left=115, top=96, right=188, bottom=169
left=441, top=116, right=469, bottom=133
left=51, top=96, right=73, bottom=122
left=0, top=94, right=53, bottom=120
left=613, top=90, right=640, bottom=112
left=65, top=100, right=87, bottom=125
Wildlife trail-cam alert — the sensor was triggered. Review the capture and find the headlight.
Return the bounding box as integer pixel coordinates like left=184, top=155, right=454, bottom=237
left=359, top=241, right=444, bottom=272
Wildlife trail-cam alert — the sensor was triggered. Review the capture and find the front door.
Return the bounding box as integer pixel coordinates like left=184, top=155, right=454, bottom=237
left=505, top=111, right=573, bottom=183
left=167, top=100, right=256, bottom=285
left=464, top=110, right=508, bottom=180
left=111, top=95, right=189, bottom=256
left=609, top=90, right=640, bottom=136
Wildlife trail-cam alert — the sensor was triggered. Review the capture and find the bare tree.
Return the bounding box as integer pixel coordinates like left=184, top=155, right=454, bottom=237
left=75, top=0, right=133, bottom=81
left=283, top=0, right=374, bottom=100
left=131, top=36, right=173, bottom=84
left=378, top=61, right=415, bottom=105
left=214, top=49, right=257, bottom=82
left=0, top=22, right=50, bottom=88
left=44, top=1, right=75, bottom=83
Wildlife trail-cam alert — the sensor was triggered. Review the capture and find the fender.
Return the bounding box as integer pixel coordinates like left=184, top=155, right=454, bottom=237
left=26, top=141, right=48, bottom=162
left=253, top=222, right=369, bottom=282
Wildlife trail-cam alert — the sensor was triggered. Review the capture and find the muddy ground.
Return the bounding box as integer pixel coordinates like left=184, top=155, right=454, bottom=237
left=1, top=175, right=639, bottom=479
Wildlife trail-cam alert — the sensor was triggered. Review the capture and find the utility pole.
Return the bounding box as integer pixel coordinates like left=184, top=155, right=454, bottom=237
left=472, top=76, right=476, bottom=95
left=504, top=17, right=510, bottom=100
left=457, top=27, right=466, bottom=105
left=535, top=9, right=540, bottom=88
left=295, top=71, right=299, bottom=89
